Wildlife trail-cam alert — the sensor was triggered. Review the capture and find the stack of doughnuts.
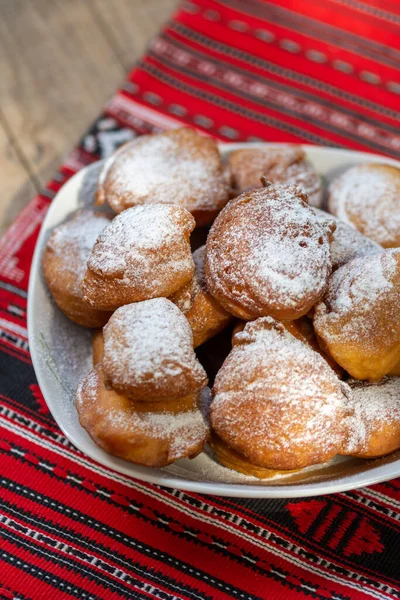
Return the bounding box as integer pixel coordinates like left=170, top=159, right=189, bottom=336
left=42, top=127, right=400, bottom=478
left=77, top=299, right=210, bottom=467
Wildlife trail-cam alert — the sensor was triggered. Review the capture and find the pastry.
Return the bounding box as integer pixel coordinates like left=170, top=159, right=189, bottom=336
left=96, top=128, right=230, bottom=226
left=81, top=204, right=195, bottom=311
left=205, top=181, right=335, bottom=320
left=231, top=316, right=342, bottom=376
left=170, top=245, right=232, bottom=347
left=102, top=298, right=208, bottom=401
left=345, top=377, right=400, bottom=458
left=227, top=145, right=322, bottom=207
left=76, top=364, right=209, bottom=467
left=210, top=318, right=354, bottom=476
left=328, top=163, right=400, bottom=248
left=92, top=328, right=104, bottom=366
left=313, top=208, right=383, bottom=270
left=42, top=210, right=112, bottom=327
left=314, top=249, right=400, bottom=380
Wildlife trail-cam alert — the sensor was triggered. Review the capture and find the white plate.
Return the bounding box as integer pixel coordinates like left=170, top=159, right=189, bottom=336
left=28, top=143, right=400, bottom=498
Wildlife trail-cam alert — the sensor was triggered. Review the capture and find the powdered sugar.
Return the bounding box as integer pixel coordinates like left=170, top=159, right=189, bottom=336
left=76, top=366, right=209, bottom=462
left=318, top=250, right=397, bottom=320
left=206, top=184, right=333, bottom=319
left=313, top=208, right=383, bottom=269
left=99, top=128, right=230, bottom=213
left=82, top=204, right=196, bottom=308
left=211, top=318, right=349, bottom=468
left=344, top=377, right=400, bottom=454
left=328, top=164, right=400, bottom=246
left=47, top=210, right=110, bottom=294
left=228, top=145, right=322, bottom=207
left=103, top=298, right=208, bottom=400
left=313, top=250, right=400, bottom=366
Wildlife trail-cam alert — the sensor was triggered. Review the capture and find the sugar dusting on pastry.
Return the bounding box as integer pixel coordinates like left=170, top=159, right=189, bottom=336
left=76, top=366, right=209, bottom=464
left=315, top=250, right=397, bottom=345
left=344, top=377, right=400, bottom=456
left=206, top=183, right=334, bottom=319
left=211, top=317, right=351, bottom=470
left=312, top=207, right=383, bottom=269
left=328, top=164, right=400, bottom=247
left=48, top=210, right=110, bottom=294
left=103, top=298, right=208, bottom=400
left=227, top=145, right=322, bottom=206
left=82, top=204, right=195, bottom=310
left=98, top=128, right=230, bottom=215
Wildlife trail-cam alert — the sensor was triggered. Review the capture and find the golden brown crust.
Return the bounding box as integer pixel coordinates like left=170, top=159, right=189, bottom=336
left=81, top=204, right=195, bottom=311
left=76, top=364, right=209, bottom=467
left=42, top=210, right=112, bottom=328
left=227, top=145, right=322, bottom=207
left=92, top=329, right=105, bottom=366
left=328, top=163, right=400, bottom=248
left=314, top=249, right=400, bottom=381
left=97, top=128, right=230, bottom=225
left=170, top=246, right=232, bottom=347
left=210, top=433, right=300, bottom=479
left=102, top=298, right=208, bottom=401
left=211, top=317, right=354, bottom=472
left=205, top=183, right=334, bottom=320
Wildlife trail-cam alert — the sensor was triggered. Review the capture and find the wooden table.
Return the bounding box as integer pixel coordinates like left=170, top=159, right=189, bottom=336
left=0, top=0, right=179, bottom=235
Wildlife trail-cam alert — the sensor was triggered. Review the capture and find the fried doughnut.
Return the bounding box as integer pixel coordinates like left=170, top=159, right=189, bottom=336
left=102, top=298, right=208, bottom=401
left=170, top=245, right=232, bottom=347
left=314, top=249, right=400, bottom=381
left=313, top=208, right=383, bottom=270
left=76, top=364, right=209, bottom=467
left=344, top=378, right=400, bottom=458
left=81, top=204, right=195, bottom=311
left=205, top=182, right=335, bottom=320
left=227, top=145, right=322, bottom=207
left=210, top=317, right=354, bottom=476
left=96, top=128, right=230, bottom=226
left=42, top=210, right=112, bottom=327
left=328, top=163, right=400, bottom=248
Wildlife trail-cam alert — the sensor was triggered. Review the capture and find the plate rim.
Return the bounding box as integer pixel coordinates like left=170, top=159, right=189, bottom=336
left=28, top=142, right=400, bottom=498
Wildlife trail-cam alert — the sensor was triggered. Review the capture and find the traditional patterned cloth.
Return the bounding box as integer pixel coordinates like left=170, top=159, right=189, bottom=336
left=0, top=1, right=399, bottom=598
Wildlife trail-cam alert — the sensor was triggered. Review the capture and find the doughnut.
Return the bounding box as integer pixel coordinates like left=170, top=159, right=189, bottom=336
left=42, top=210, right=112, bottom=327
left=344, top=377, right=400, bottom=458
left=102, top=298, right=208, bottom=401
left=81, top=204, right=195, bottom=311
left=227, top=145, right=322, bottom=207
left=170, top=245, right=232, bottom=347
left=313, top=208, right=383, bottom=270
left=76, top=364, right=209, bottom=467
left=210, top=317, right=354, bottom=476
left=205, top=181, right=335, bottom=320
left=96, top=128, right=230, bottom=226
left=314, top=249, right=400, bottom=381
left=328, top=163, right=400, bottom=248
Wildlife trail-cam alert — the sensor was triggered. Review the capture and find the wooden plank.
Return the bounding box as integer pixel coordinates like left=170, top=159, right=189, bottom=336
left=0, top=0, right=124, bottom=190
left=0, top=123, right=38, bottom=237
left=0, top=0, right=179, bottom=234
left=91, top=0, right=180, bottom=70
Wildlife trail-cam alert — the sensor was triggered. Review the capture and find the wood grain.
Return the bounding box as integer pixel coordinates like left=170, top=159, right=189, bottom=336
left=91, top=0, right=179, bottom=71
left=0, top=0, right=179, bottom=235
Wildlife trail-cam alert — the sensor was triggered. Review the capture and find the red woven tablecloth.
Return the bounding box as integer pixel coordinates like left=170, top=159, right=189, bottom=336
left=1, top=1, right=399, bottom=598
